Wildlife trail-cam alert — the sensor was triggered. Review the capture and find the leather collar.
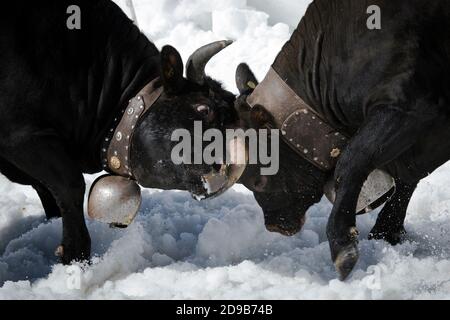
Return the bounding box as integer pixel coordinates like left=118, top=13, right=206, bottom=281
left=247, top=68, right=348, bottom=172
left=102, top=78, right=163, bottom=178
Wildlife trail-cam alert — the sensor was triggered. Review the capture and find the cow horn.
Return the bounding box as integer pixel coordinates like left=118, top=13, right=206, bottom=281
left=186, top=40, right=233, bottom=85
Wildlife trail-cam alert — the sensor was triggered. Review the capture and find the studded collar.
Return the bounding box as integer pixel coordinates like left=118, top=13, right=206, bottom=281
left=247, top=68, right=349, bottom=172
left=101, top=78, right=163, bottom=178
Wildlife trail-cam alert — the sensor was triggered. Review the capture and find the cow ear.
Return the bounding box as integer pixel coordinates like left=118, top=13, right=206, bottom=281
left=161, top=45, right=184, bottom=93
left=236, top=63, right=258, bottom=95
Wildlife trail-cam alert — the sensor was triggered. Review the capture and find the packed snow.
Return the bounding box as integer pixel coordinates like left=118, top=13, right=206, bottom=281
left=1, top=0, right=450, bottom=300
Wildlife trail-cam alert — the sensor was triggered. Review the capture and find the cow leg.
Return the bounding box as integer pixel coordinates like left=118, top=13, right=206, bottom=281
left=368, top=179, right=417, bottom=245
left=327, top=107, right=432, bottom=280
left=33, top=184, right=62, bottom=220
left=0, top=132, right=90, bottom=264
left=0, top=155, right=62, bottom=219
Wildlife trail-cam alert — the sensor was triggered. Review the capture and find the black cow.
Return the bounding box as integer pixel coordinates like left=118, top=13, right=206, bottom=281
left=235, top=0, right=450, bottom=280
left=0, top=1, right=238, bottom=264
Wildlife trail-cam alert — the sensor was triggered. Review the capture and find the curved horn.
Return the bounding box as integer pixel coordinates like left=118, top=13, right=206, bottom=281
left=186, top=40, right=233, bottom=85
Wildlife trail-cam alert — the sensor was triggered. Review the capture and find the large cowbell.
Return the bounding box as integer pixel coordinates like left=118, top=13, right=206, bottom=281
left=324, top=170, right=396, bottom=215
left=88, top=175, right=142, bottom=228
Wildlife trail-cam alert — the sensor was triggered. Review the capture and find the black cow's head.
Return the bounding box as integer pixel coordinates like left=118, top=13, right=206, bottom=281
left=130, top=41, right=244, bottom=200
left=234, top=63, right=328, bottom=235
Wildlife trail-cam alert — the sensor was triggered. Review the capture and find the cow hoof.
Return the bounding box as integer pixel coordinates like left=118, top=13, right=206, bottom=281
left=57, top=239, right=91, bottom=265
left=334, top=243, right=359, bottom=281
left=329, top=227, right=360, bottom=281
left=368, top=227, right=406, bottom=246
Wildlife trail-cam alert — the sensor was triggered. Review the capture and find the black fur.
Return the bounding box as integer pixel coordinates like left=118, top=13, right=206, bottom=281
left=0, top=0, right=236, bottom=264
left=236, top=0, right=450, bottom=279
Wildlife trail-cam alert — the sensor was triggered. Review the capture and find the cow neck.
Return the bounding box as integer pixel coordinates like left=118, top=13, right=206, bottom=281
left=101, top=78, right=163, bottom=179
left=247, top=67, right=349, bottom=172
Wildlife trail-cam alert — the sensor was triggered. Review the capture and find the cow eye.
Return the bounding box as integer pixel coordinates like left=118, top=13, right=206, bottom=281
left=195, top=104, right=210, bottom=116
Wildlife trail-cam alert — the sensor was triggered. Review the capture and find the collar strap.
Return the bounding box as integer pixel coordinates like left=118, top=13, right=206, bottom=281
left=102, top=78, right=163, bottom=178
left=247, top=68, right=348, bottom=172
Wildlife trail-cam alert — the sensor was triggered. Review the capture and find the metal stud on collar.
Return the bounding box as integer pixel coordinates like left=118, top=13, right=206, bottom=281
left=330, top=148, right=341, bottom=158
left=110, top=156, right=121, bottom=170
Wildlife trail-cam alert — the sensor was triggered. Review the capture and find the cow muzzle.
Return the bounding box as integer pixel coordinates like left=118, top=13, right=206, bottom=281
left=192, top=135, right=248, bottom=200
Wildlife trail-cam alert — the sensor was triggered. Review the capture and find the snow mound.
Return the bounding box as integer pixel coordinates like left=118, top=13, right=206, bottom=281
left=3, top=162, right=450, bottom=299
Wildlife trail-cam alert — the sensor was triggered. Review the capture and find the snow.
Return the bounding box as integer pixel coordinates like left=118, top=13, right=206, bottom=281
left=1, top=0, right=450, bottom=300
